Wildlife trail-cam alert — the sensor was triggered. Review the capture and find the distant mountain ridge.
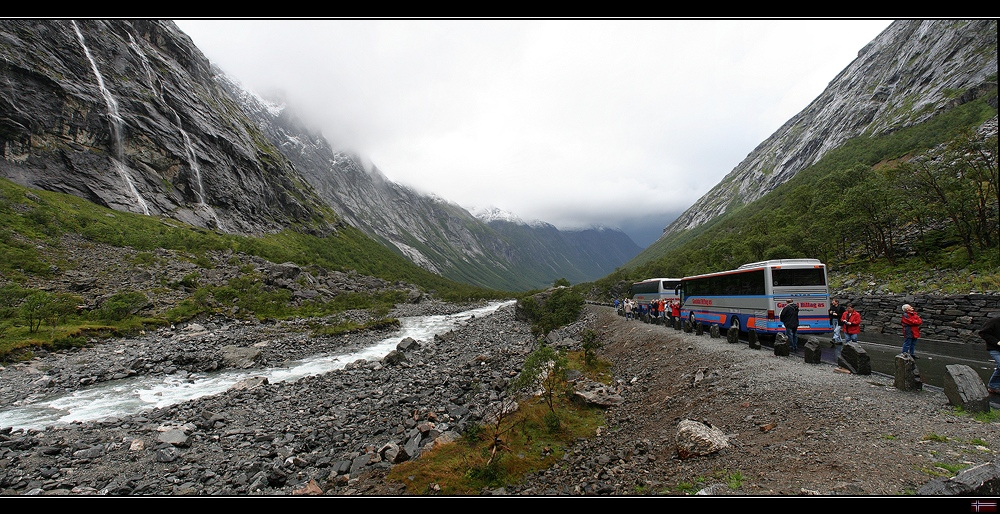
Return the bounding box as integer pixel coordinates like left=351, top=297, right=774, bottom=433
left=651, top=19, right=997, bottom=254
left=0, top=19, right=640, bottom=292
left=231, top=84, right=642, bottom=290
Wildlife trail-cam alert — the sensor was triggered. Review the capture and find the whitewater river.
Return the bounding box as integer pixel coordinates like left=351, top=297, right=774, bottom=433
left=0, top=301, right=513, bottom=431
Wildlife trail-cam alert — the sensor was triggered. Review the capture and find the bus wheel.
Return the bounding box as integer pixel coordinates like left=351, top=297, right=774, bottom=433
left=731, top=317, right=741, bottom=333
left=689, top=312, right=696, bottom=326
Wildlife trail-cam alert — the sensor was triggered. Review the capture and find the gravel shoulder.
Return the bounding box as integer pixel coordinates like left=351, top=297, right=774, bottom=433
left=505, top=305, right=1000, bottom=496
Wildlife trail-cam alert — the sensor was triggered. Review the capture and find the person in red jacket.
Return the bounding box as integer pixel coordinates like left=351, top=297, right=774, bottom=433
left=840, top=303, right=861, bottom=343
left=900, top=304, right=923, bottom=359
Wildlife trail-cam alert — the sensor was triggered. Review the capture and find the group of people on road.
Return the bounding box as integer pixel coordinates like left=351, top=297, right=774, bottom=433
left=780, top=297, right=861, bottom=354
left=826, top=298, right=861, bottom=347
left=825, top=298, right=1000, bottom=395
left=618, top=293, right=1000, bottom=395
left=616, top=297, right=682, bottom=324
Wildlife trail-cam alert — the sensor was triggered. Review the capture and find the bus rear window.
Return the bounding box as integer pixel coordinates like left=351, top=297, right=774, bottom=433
left=772, top=268, right=826, bottom=287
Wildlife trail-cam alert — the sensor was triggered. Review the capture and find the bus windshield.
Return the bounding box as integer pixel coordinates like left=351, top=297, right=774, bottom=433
left=771, top=268, right=826, bottom=287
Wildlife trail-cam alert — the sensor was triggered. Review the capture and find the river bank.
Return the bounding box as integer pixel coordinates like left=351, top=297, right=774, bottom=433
left=0, top=300, right=532, bottom=495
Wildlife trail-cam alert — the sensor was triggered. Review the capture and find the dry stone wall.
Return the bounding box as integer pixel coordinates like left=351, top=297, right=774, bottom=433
left=831, top=293, right=1000, bottom=344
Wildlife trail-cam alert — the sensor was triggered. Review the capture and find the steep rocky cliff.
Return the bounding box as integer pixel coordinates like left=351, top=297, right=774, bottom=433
left=0, top=19, right=333, bottom=234
left=659, top=19, right=998, bottom=241
left=0, top=19, right=639, bottom=291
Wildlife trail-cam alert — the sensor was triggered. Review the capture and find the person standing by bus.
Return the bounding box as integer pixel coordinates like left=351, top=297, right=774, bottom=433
left=829, top=299, right=845, bottom=344
left=779, top=299, right=800, bottom=351
left=978, top=316, right=1000, bottom=395
left=671, top=299, right=681, bottom=325
left=841, top=303, right=861, bottom=344
left=900, top=304, right=923, bottom=359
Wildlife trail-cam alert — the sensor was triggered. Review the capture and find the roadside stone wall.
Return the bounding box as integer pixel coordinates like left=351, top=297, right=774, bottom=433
left=830, top=293, right=1000, bottom=344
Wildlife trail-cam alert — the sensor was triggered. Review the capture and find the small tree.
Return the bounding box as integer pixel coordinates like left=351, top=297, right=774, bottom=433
left=581, top=329, right=603, bottom=368
left=20, top=290, right=50, bottom=333
left=513, top=344, right=567, bottom=414
left=44, top=293, right=82, bottom=338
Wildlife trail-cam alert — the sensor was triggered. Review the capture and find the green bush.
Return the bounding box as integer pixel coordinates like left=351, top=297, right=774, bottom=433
left=95, top=291, right=148, bottom=322
left=520, top=288, right=585, bottom=336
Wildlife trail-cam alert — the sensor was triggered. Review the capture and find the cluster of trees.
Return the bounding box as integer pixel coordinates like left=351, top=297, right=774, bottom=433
left=0, top=285, right=148, bottom=340
left=516, top=285, right=585, bottom=337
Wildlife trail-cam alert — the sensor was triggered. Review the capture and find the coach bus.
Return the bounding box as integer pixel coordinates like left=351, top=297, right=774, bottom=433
left=629, top=277, right=682, bottom=303
left=677, top=259, right=832, bottom=337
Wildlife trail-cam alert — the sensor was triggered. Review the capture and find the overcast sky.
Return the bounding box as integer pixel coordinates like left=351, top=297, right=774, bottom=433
left=174, top=19, right=894, bottom=248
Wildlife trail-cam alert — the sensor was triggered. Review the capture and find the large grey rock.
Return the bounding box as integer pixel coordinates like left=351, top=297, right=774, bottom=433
left=573, top=379, right=624, bottom=407
left=157, top=429, right=190, bottom=447
left=803, top=338, right=822, bottom=364
left=917, top=457, right=1000, bottom=495
left=943, top=364, right=990, bottom=413
left=837, top=342, right=871, bottom=375
left=893, top=354, right=923, bottom=391
left=381, top=349, right=408, bottom=366
left=748, top=330, right=761, bottom=350
left=220, top=345, right=262, bottom=369
left=675, top=419, right=729, bottom=459
left=725, top=326, right=738, bottom=344
left=773, top=333, right=790, bottom=356
left=229, top=376, right=269, bottom=391
left=396, top=337, right=420, bottom=352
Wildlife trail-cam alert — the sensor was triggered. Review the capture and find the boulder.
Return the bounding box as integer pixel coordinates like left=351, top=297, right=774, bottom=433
left=803, top=338, right=822, bottom=364
left=710, top=324, right=721, bottom=338
left=230, top=376, right=269, bottom=391
left=773, top=334, right=790, bottom=356
left=748, top=330, right=761, bottom=349
left=675, top=419, right=729, bottom=459
left=396, top=337, right=420, bottom=352
left=382, top=350, right=408, bottom=366
left=220, top=345, right=262, bottom=369
left=573, top=379, right=624, bottom=407
left=943, top=364, right=990, bottom=413
left=726, top=326, right=739, bottom=344
left=837, top=343, right=871, bottom=375
left=917, top=456, right=1000, bottom=495
left=893, top=354, right=923, bottom=391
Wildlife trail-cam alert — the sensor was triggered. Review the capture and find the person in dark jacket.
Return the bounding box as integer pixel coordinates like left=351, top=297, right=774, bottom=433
left=979, top=316, right=1000, bottom=394
left=779, top=299, right=800, bottom=351
left=829, top=299, right=845, bottom=344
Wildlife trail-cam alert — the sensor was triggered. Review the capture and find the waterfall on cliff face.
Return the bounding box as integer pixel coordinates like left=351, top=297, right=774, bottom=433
left=72, top=20, right=151, bottom=216
left=127, top=30, right=225, bottom=231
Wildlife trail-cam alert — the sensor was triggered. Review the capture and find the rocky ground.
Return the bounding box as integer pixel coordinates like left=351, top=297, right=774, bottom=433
left=2, top=235, right=998, bottom=496
left=2, top=300, right=998, bottom=497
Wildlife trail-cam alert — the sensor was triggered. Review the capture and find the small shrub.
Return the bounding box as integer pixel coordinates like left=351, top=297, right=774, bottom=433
left=581, top=329, right=603, bottom=368
left=95, top=291, right=148, bottom=322
left=544, top=411, right=561, bottom=433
